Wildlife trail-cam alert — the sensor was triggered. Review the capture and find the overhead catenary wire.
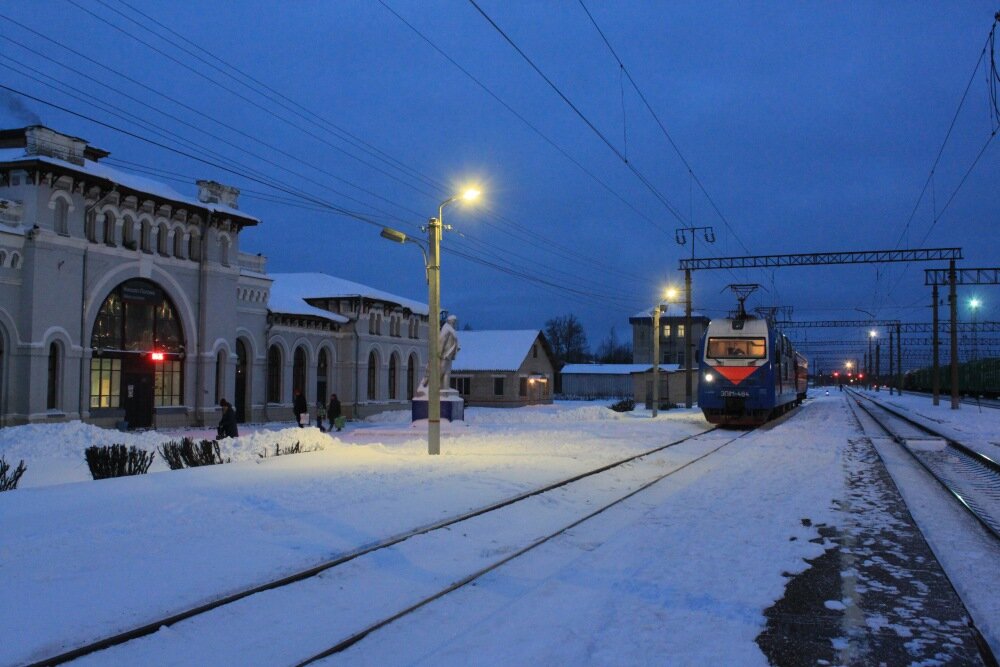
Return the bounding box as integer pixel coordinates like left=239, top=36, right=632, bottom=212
left=75, top=0, right=653, bottom=285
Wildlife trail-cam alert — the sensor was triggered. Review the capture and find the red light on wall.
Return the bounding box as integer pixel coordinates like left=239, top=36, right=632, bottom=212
left=151, top=352, right=165, bottom=362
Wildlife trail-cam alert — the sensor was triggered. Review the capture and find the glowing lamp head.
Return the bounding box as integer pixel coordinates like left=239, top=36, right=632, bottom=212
left=151, top=352, right=165, bottom=362
left=869, top=330, right=877, bottom=338
left=704, top=372, right=714, bottom=383
left=461, top=188, right=481, bottom=202
left=665, top=287, right=679, bottom=301
left=969, top=298, right=981, bottom=310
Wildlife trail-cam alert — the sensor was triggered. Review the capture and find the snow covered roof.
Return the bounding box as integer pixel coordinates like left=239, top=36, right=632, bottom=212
left=452, top=330, right=546, bottom=372
left=630, top=304, right=707, bottom=320
left=0, top=147, right=258, bottom=224
left=268, top=272, right=427, bottom=321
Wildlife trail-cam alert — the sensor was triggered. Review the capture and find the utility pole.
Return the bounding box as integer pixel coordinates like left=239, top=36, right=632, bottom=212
left=932, top=283, right=940, bottom=405
left=676, top=226, right=714, bottom=409
left=895, top=323, right=902, bottom=396
left=652, top=304, right=661, bottom=417
left=949, top=259, right=959, bottom=409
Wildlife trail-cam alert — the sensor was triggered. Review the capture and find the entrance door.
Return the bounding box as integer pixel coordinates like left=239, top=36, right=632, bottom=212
left=123, top=356, right=154, bottom=429
left=235, top=340, right=248, bottom=423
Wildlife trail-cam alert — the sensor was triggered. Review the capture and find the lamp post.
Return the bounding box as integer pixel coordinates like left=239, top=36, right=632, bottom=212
left=652, top=287, right=678, bottom=418
left=380, top=188, right=480, bottom=455
left=969, top=297, right=981, bottom=362
left=868, top=330, right=876, bottom=389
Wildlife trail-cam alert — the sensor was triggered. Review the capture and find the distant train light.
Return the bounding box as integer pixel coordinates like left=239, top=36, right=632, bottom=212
left=704, top=372, right=714, bottom=383
left=150, top=352, right=165, bottom=362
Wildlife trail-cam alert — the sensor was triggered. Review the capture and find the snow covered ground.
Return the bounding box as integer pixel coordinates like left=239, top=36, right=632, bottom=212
left=1, top=395, right=997, bottom=665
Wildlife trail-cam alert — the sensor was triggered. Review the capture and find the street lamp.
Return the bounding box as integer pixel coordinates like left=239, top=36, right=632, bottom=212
left=969, top=298, right=981, bottom=362
left=379, top=187, right=481, bottom=455
left=651, top=287, right=677, bottom=418
left=426, top=188, right=480, bottom=455
left=868, top=330, right=877, bottom=389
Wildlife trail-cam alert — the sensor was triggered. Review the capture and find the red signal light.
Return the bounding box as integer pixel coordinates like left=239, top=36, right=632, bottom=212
left=833, top=371, right=840, bottom=377
left=151, top=352, right=165, bottom=362
left=857, top=373, right=864, bottom=379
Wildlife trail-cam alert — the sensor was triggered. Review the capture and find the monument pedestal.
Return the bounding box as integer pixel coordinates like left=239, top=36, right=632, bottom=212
left=411, top=388, right=465, bottom=422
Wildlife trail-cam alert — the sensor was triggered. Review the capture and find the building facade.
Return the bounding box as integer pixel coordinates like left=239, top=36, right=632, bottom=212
left=449, top=330, right=556, bottom=407
left=630, top=304, right=710, bottom=366
left=0, top=126, right=427, bottom=428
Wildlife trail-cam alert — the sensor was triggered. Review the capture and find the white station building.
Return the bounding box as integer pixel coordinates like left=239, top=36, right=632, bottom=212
left=0, top=126, right=428, bottom=428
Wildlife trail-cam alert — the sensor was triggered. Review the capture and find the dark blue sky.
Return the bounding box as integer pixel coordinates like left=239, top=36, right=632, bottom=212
left=1, top=1, right=997, bottom=365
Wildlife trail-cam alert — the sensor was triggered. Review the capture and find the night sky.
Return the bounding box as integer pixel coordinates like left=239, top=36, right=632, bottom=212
left=1, top=1, right=997, bottom=369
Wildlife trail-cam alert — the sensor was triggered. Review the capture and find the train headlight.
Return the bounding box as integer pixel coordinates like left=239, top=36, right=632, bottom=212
left=704, top=372, right=715, bottom=383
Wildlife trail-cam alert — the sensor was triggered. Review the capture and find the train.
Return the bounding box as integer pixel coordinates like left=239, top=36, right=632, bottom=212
left=697, top=316, right=808, bottom=426
left=904, top=357, right=1000, bottom=399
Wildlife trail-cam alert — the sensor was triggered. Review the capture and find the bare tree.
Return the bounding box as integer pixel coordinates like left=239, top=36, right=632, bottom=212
left=545, top=314, right=590, bottom=364
left=595, top=327, right=632, bottom=363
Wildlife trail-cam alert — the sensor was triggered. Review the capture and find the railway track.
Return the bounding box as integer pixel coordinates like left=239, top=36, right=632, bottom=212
left=27, top=425, right=755, bottom=667
left=848, top=389, right=1000, bottom=543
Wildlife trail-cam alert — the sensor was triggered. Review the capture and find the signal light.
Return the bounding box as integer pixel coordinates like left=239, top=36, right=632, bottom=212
left=833, top=371, right=839, bottom=377
left=151, top=352, right=165, bottom=362
left=857, top=373, right=864, bottom=379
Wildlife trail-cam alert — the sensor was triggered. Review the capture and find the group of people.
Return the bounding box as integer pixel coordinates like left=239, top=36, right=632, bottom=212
left=293, top=389, right=342, bottom=432
left=215, top=391, right=343, bottom=440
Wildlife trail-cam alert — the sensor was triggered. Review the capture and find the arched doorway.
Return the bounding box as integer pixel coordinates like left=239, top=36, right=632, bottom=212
left=388, top=353, right=398, bottom=400
left=90, top=279, right=185, bottom=429
left=367, top=350, right=379, bottom=401
left=266, top=345, right=282, bottom=403
left=407, top=353, right=417, bottom=400
left=316, top=348, right=329, bottom=407
left=235, top=339, right=248, bottom=423
left=293, top=346, right=307, bottom=402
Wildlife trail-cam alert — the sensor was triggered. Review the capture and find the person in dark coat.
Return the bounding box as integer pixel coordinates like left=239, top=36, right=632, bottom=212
left=327, top=393, right=342, bottom=431
left=217, top=398, right=238, bottom=439
left=293, top=389, right=308, bottom=428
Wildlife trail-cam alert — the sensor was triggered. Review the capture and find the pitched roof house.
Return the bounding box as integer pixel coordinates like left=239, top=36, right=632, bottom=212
left=449, top=330, right=556, bottom=407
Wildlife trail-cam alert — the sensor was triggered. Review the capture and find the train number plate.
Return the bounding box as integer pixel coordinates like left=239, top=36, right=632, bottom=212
left=720, top=390, right=750, bottom=398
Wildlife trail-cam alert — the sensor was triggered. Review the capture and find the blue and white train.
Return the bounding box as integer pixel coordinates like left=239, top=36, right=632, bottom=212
left=697, top=317, right=808, bottom=426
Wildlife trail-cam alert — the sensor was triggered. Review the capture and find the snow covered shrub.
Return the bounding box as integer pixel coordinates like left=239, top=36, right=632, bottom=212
left=158, top=438, right=229, bottom=468
left=84, top=444, right=155, bottom=480
left=257, top=441, right=302, bottom=459
left=0, top=456, right=27, bottom=491
left=609, top=398, right=635, bottom=412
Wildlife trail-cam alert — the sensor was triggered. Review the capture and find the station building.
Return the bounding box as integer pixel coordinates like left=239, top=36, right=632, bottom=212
left=0, top=126, right=428, bottom=428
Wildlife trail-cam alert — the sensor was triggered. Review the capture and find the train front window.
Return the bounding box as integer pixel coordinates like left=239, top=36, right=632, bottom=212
left=707, top=337, right=766, bottom=359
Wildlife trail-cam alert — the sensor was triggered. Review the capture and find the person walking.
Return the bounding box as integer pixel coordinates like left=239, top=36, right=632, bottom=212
left=328, top=393, right=343, bottom=431
left=316, top=399, right=328, bottom=432
left=293, top=388, right=308, bottom=428
left=217, top=398, right=238, bottom=439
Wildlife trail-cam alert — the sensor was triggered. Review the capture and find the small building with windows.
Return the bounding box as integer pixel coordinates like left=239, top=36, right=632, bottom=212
left=630, top=304, right=710, bottom=367
left=0, top=125, right=427, bottom=428
left=448, top=330, right=556, bottom=407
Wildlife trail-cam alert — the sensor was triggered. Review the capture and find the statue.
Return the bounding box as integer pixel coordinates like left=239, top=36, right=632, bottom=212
left=417, top=314, right=460, bottom=395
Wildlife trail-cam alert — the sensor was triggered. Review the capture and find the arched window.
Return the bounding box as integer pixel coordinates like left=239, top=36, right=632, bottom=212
left=0, top=251, right=6, bottom=267
left=316, top=348, right=329, bottom=406
left=89, top=279, right=186, bottom=411
left=86, top=211, right=99, bottom=243
left=267, top=345, right=282, bottom=403
left=103, top=211, right=117, bottom=246
left=54, top=198, right=69, bottom=236
left=47, top=342, right=60, bottom=409
left=407, top=353, right=417, bottom=400
left=367, top=350, right=378, bottom=401
left=158, top=223, right=170, bottom=255
left=173, top=229, right=185, bottom=258
left=388, top=354, right=398, bottom=400
left=293, top=346, right=307, bottom=400
left=188, top=230, right=201, bottom=261
left=215, top=349, right=226, bottom=404
left=235, top=339, right=248, bottom=423
left=219, top=236, right=231, bottom=267
left=140, top=220, right=153, bottom=253
left=9, top=253, right=20, bottom=269
left=122, top=216, right=136, bottom=249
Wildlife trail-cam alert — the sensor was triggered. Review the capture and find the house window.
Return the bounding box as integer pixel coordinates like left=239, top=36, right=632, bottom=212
left=407, top=353, right=418, bottom=399
left=676, top=325, right=685, bottom=338
left=47, top=342, right=60, bottom=409
left=89, top=357, right=121, bottom=408
left=154, top=360, right=183, bottom=406
left=450, top=376, right=471, bottom=396
left=367, top=350, right=378, bottom=400
left=661, top=324, right=670, bottom=338
left=493, top=377, right=505, bottom=396
left=173, top=230, right=185, bottom=258
left=104, top=211, right=116, bottom=246
left=519, top=376, right=528, bottom=397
